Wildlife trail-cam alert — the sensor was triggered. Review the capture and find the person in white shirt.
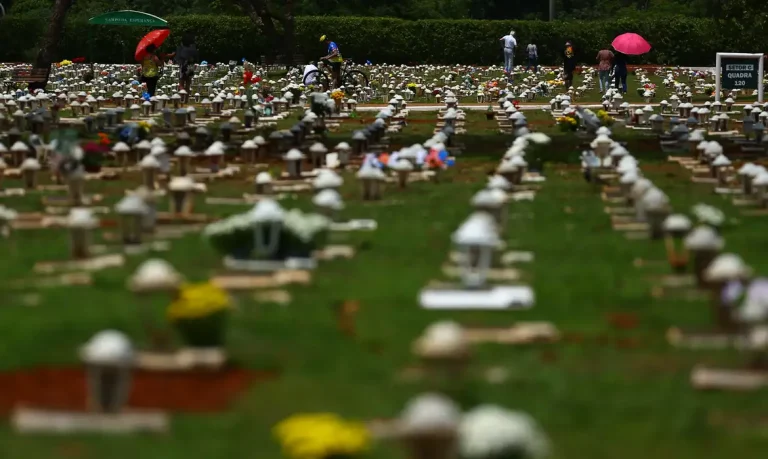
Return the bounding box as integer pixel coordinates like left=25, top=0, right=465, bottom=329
left=303, top=62, right=319, bottom=85
left=499, top=30, right=517, bottom=75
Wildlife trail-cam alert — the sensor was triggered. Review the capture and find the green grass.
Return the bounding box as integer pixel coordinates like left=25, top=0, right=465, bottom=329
left=1, top=119, right=768, bottom=458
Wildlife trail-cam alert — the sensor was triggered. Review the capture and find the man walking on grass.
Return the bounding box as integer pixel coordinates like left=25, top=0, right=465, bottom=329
left=500, top=30, right=517, bottom=76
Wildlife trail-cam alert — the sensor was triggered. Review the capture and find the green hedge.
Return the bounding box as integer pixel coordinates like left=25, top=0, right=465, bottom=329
left=0, top=15, right=757, bottom=66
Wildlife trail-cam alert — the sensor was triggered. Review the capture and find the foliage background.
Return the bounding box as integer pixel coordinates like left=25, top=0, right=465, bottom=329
left=0, top=0, right=765, bottom=65
left=0, top=0, right=735, bottom=21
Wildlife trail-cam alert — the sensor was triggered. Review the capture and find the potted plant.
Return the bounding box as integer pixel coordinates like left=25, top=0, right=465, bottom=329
left=167, top=282, right=233, bottom=348
left=274, top=413, right=370, bottom=459
left=81, top=141, right=106, bottom=173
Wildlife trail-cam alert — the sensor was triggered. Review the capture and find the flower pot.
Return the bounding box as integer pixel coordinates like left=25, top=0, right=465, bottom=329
left=22, top=170, right=37, bottom=189
left=402, top=429, right=457, bottom=459
left=70, top=227, right=90, bottom=259
left=397, top=170, right=409, bottom=188
left=692, top=248, right=719, bottom=287
left=68, top=176, right=85, bottom=206
left=170, top=190, right=189, bottom=214
left=174, top=310, right=229, bottom=348
left=646, top=208, right=669, bottom=240
left=86, top=364, right=132, bottom=413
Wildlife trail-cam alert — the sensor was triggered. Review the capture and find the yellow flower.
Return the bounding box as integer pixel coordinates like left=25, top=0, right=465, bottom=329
left=167, top=282, right=232, bottom=321
left=331, top=90, right=345, bottom=102
left=274, top=413, right=370, bottom=459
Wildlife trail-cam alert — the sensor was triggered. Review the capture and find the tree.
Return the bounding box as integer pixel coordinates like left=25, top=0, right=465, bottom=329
left=35, top=0, right=73, bottom=69
left=233, top=0, right=295, bottom=64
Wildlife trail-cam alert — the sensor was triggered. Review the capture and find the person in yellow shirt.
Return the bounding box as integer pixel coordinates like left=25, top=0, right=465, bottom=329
left=320, top=35, right=343, bottom=88
left=141, top=44, right=162, bottom=96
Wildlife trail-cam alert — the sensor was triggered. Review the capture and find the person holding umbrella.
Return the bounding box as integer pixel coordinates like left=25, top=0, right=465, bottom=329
left=135, top=29, right=171, bottom=98
left=611, top=33, right=652, bottom=94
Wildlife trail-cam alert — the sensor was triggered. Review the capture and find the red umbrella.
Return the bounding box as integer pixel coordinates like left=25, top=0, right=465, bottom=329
left=135, top=29, right=171, bottom=62
left=612, top=33, right=651, bottom=56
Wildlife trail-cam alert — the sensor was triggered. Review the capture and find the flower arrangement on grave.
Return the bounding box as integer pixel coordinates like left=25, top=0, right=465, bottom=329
left=407, top=82, right=417, bottom=90
left=556, top=114, right=578, bottom=132
left=692, top=203, right=725, bottom=233
left=596, top=110, right=615, bottom=127
left=81, top=141, right=108, bottom=173
left=167, top=282, right=232, bottom=347
left=273, top=413, right=371, bottom=459
left=137, top=121, right=152, bottom=137
left=459, top=406, right=550, bottom=459
left=97, top=132, right=110, bottom=146
left=331, top=90, right=345, bottom=102
left=58, top=59, right=73, bottom=67
left=202, top=205, right=330, bottom=261
left=331, top=89, right=345, bottom=110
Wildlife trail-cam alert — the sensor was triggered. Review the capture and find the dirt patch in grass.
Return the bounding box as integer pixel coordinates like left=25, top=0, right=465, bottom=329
left=606, top=312, right=640, bottom=330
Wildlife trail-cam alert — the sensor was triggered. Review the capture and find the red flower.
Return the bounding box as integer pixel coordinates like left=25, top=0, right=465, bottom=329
left=252, top=76, right=261, bottom=84
left=243, top=71, right=254, bottom=86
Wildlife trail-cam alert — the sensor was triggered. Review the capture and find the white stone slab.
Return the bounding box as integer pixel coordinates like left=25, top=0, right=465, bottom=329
left=223, top=256, right=317, bottom=272
left=13, top=408, right=169, bottom=434
left=330, top=219, right=378, bottom=231
left=419, top=285, right=534, bottom=310
left=136, top=347, right=227, bottom=371
left=691, top=366, right=768, bottom=390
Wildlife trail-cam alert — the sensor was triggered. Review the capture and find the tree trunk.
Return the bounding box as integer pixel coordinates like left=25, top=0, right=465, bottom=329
left=281, top=0, right=295, bottom=67
left=236, top=0, right=279, bottom=64
left=35, top=0, right=73, bottom=69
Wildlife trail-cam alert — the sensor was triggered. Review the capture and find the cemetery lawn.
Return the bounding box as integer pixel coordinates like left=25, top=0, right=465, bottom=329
left=1, top=147, right=768, bottom=457
left=362, top=70, right=761, bottom=106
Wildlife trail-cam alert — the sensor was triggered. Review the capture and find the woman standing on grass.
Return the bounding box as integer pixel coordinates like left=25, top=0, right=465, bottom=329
left=596, top=47, right=614, bottom=92
left=613, top=51, right=628, bottom=93
left=141, top=44, right=162, bottom=97
left=563, top=41, right=576, bottom=89
left=175, top=33, right=198, bottom=93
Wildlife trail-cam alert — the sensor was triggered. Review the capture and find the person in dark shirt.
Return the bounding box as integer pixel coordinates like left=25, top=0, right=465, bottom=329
left=613, top=51, right=628, bottom=93
left=175, top=33, right=198, bottom=93
left=563, top=42, right=576, bottom=89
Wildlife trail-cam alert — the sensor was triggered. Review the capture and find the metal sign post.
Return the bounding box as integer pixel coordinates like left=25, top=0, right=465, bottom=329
left=715, top=52, right=764, bottom=103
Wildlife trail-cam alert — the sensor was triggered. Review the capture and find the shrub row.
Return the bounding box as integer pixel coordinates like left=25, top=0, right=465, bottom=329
left=0, top=15, right=758, bottom=66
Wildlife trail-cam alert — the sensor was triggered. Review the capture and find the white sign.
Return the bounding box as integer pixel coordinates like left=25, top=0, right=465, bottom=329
left=715, top=52, right=764, bottom=103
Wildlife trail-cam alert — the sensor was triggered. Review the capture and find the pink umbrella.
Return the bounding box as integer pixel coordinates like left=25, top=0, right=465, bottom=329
left=612, top=33, right=651, bottom=56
